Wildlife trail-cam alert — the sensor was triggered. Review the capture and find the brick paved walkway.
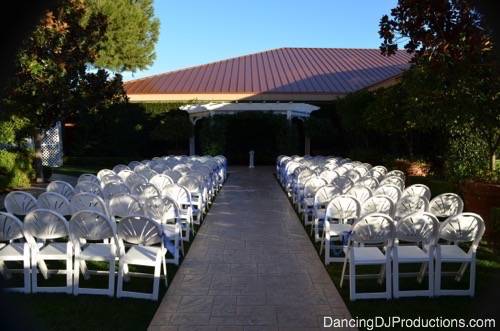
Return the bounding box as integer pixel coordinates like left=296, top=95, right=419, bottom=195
left=149, top=166, right=353, bottom=330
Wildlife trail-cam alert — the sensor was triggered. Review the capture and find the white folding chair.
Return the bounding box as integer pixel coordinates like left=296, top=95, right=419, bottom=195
left=177, top=176, right=204, bottom=224
left=0, top=212, right=30, bottom=293
left=108, top=193, right=144, bottom=221
left=70, top=192, right=110, bottom=217
left=340, top=213, right=395, bottom=300
left=322, top=195, right=361, bottom=264
left=301, top=177, right=327, bottom=226
left=112, top=164, right=130, bottom=174
left=100, top=174, right=123, bottom=187
left=128, top=161, right=142, bottom=170
left=392, top=212, right=439, bottom=298
left=116, top=216, right=166, bottom=300
left=24, top=209, right=73, bottom=293
left=386, top=169, right=405, bottom=180
left=117, top=169, right=135, bottom=183
left=402, top=184, right=431, bottom=200
left=150, top=174, right=175, bottom=196
left=332, top=175, right=354, bottom=193
left=74, top=180, right=104, bottom=197
left=4, top=191, right=37, bottom=217
left=346, top=185, right=372, bottom=204
left=46, top=181, right=75, bottom=199
left=144, top=196, right=183, bottom=265
left=374, top=184, right=402, bottom=204
left=102, top=182, right=130, bottom=201
left=345, top=169, right=362, bottom=184
left=429, top=193, right=464, bottom=218
left=360, top=195, right=395, bottom=218
left=380, top=176, right=405, bottom=190
left=78, top=174, right=100, bottom=186
left=37, top=192, right=72, bottom=216
left=311, top=186, right=342, bottom=241
left=162, top=184, right=194, bottom=241
left=394, top=195, right=429, bottom=222
left=131, top=183, right=161, bottom=206
left=434, top=213, right=485, bottom=297
left=69, top=210, right=118, bottom=296
left=124, top=172, right=148, bottom=190
left=134, top=165, right=158, bottom=181
left=357, top=176, right=379, bottom=190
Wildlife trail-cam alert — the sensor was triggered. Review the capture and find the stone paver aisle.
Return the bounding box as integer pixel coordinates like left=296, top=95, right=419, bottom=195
left=149, top=166, right=353, bottom=330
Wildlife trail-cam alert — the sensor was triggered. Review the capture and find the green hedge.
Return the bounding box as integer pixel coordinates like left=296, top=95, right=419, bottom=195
left=0, top=149, right=35, bottom=190
left=65, top=102, right=192, bottom=158
left=197, top=112, right=301, bottom=165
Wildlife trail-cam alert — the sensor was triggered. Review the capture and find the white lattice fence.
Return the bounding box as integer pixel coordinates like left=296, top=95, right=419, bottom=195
left=41, top=121, right=63, bottom=167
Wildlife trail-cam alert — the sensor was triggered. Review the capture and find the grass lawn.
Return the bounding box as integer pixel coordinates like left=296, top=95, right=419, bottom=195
left=0, top=239, right=193, bottom=331
left=322, top=243, right=500, bottom=326
left=277, top=175, right=500, bottom=329
left=302, top=212, right=500, bottom=329
left=51, top=156, right=138, bottom=177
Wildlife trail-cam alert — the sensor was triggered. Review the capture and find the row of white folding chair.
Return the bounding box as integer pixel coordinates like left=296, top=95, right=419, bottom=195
left=93, top=166, right=214, bottom=212
left=338, top=212, right=485, bottom=301
left=320, top=192, right=464, bottom=264
left=77, top=171, right=201, bottom=224
left=0, top=209, right=170, bottom=300
left=2, top=189, right=184, bottom=259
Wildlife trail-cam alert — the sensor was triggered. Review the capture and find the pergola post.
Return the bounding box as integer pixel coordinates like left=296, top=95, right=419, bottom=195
left=189, top=135, right=195, bottom=156
left=304, top=135, right=311, bottom=155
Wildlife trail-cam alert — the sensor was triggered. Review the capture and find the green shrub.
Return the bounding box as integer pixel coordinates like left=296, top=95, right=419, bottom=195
left=0, top=149, right=35, bottom=190
left=445, top=123, right=490, bottom=181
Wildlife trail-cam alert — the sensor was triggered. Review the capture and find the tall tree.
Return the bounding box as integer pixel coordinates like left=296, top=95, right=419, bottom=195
left=3, top=0, right=110, bottom=181
left=3, top=0, right=159, bottom=181
left=379, top=0, right=500, bottom=173
left=88, top=0, right=160, bottom=72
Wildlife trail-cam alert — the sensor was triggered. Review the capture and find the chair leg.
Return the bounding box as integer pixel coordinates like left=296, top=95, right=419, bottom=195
left=428, top=258, right=434, bottom=297
left=340, top=257, right=348, bottom=288
left=66, top=255, right=73, bottom=294
left=392, top=260, right=399, bottom=299
left=385, top=258, right=392, bottom=300
left=23, top=254, right=31, bottom=294
left=455, top=262, right=468, bottom=282
left=152, top=259, right=161, bottom=300
left=434, top=259, right=441, bottom=297
left=377, top=264, right=386, bottom=285
left=73, top=257, right=80, bottom=295
left=319, top=231, right=326, bottom=256
left=31, top=255, right=38, bottom=293
left=116, top=260, right=124, bottom=298
left=417, top=262, right=427, bottom=283
left=469, top=260, right=476, bottom=297
left=108, top=259, right=115, bottom=297
left=349, top=261, right=356, bottom=301
left=162, top=256, right=168, bottom=287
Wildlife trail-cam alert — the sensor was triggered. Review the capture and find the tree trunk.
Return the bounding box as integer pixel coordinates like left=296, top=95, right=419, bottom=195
left=491, top=152, right=497, bottom=172
left=33, top=128, right=45, bottom=183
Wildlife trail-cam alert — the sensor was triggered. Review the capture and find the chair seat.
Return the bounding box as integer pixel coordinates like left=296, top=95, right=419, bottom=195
left=329, top=224, right=352, bottom=236
left=395, top=245, right=429, bottom=262
left=351, top=247, right=387, bottom=264
left=438, top=245, right=471, bottom=262
left=39, top=242, right=70, bottom=258
left=0, top=243, right=25, bottom=259
left=122, top=245, right=161, bottom=266
left=80, top=243, right=116, bottom=260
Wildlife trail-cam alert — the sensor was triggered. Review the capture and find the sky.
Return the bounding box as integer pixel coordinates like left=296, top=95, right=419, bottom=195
left=122, top=0, right=397, bottom=81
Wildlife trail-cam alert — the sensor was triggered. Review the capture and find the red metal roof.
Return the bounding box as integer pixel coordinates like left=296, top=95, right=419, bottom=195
left=124, top=47, right=412, bottom=96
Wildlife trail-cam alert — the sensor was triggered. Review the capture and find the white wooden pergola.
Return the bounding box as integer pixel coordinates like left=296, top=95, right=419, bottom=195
left=180, top=102, right=320, bottom=156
